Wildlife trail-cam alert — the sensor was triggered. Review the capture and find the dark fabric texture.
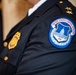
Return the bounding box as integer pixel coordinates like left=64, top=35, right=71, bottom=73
left=0, top=10, right=3, bottom=53
left=0, top=0, right=76, bottom=75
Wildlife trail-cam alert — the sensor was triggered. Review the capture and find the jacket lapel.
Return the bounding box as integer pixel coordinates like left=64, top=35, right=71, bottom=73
left=5, top=0, right=60, bottom=41
left=5, top=14, right=35, bottom=40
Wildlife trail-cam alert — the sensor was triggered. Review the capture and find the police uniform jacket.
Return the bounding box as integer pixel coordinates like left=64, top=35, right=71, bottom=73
left=0, top=0, right=76, bottom=75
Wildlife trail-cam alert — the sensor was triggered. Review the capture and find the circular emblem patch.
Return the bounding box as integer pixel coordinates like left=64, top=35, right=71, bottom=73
left=49, top=18, right=76, bottom=48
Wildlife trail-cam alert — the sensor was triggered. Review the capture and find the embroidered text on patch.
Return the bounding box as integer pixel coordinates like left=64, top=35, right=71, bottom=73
left=49, top=18, right=75, bottom=48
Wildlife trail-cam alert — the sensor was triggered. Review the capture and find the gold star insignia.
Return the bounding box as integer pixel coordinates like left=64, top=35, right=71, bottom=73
left=66, top=11, right=73, bottom=14
left=65, top=7, right=72, bottom=11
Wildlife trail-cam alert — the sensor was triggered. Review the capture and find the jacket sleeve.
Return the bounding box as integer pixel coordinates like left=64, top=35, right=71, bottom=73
left=15, top=18, right=76, bottom=75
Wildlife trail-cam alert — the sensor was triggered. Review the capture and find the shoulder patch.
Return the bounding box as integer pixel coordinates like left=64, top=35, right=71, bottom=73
left=49, top=17, right=76, bottom=48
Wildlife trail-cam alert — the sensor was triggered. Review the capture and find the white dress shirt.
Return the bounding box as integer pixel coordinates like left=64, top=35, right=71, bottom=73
left=28, top=0, right=47, bottom=16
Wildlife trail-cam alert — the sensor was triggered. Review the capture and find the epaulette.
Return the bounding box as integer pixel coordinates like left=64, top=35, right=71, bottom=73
left=56, top=0, right=76, bottom=19
left=48, top=0, right=76, bottom=49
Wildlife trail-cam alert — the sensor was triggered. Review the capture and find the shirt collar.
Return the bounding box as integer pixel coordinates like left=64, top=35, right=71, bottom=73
left=28, top=0, right=47, bottom=16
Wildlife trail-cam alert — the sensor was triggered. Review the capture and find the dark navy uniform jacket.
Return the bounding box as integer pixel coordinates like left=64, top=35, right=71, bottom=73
left=0, top=10, right=3, bottom=53
left=0, top=0, right=76, bottom=75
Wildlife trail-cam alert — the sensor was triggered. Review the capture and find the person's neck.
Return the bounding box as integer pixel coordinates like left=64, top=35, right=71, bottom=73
left=2, top=0, right=33, bottom=40
left=26, top=0, right=39, bottom=6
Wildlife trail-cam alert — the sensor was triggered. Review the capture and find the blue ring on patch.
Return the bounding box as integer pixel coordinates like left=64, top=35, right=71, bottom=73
left=49, top=17, right=76, bottom=48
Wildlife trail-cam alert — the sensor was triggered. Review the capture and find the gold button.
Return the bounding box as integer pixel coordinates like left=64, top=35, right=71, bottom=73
left=4, top=42, right=8, bottom=47
left=59, top=1, right=63, bottom=4
left=4, top=56, right=8, bottom=61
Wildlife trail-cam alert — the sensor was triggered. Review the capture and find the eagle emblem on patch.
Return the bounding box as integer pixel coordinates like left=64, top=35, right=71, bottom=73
left=8, top=32, right=21, bottom=49
left=49, top=18, right=76, bottom=48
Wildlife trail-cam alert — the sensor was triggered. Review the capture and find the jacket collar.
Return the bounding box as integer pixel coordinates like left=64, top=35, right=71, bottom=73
left=5, top=0, right=60, bottom=41
left=28, top=0, right=47, bottom=16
